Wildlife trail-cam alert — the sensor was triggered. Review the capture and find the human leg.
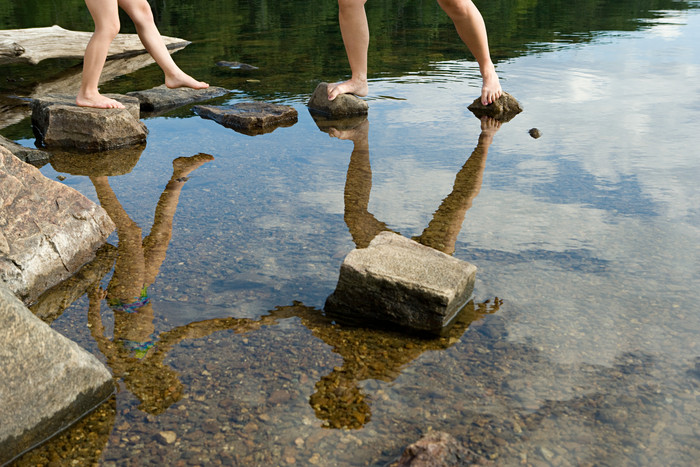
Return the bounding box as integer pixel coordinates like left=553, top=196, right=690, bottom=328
left=118, top=0, right=208, bottom=89
left=77, top=0, right=125, bottom=108
left=437, top=0, right=502, bottom=105
left=328, top=0, right=370, bottom=100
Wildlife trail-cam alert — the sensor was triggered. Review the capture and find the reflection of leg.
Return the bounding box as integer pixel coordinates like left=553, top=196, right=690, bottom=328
left=90, top=176, right=145, bottom=300
left=414, top=117, right=499, bottom=254
left=143, top=153, right=214, bottom=285
left=328, top=0, right=370, bottom=100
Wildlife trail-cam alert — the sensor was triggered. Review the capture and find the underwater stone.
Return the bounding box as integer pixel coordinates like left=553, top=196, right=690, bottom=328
left=0, top=284, right=114, bottom=465
left=194, top=102, right=298, bottom=136
left=390, top=431, right=480, bottom=467
left=307, top=82, right=369, bottom=118
left=31, top=94, right=147, bottom=151
left=126, top=85, right=229, bottom=112
left=324, top=232, right=477, bottom=335
left=467, top=91, right=523, bottom=122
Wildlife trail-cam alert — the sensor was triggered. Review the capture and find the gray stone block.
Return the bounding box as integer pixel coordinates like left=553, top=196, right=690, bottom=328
left=126, top=85, right=229, bottom=112
left=0, top=284, right=114, bottom=465
left=325, top=232, right=477, bottom=335
left=307, top=82, right=369, bottom=118
left=194, top=102, right=298, bottom=135
left=31, top=94, right=148, bottom=151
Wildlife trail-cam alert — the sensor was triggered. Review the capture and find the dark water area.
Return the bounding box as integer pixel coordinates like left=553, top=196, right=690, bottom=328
left=2, top=0, right=700, bottom=465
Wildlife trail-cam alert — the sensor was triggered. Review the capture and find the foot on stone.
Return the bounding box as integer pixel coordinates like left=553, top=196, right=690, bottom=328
left=165, top=71, right=209, bottom=90
left=172, top=153, right=215, bottom=180
left=480, top=67, right=502, bottom=106
left=327, top=78, right=368, bottom=101
left=76, top=93, right=125, bottom=109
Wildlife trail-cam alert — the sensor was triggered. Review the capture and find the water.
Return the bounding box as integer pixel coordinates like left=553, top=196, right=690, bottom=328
left=2, top=0, right=700, bottom=465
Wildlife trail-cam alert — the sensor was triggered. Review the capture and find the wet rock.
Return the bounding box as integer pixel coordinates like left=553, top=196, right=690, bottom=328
left=49, top=144, right=146, bottom=177
left=307, top=82, right=369, bottom=118
left=156, top=431, right=177, bottom=445
left=0, top=134, right=50, bottom=166
left=215, top=61, right=258, bottom=70
left=0, top=147, right=115, bottom=304
left=467, top=92, right=522, bottom=122
left=126, top=85, right=229, bottom=112
left=194, top=102, right=298, bottom=136
left=31, top=94, right=147, bottom=151
left=390, top=431, right=481, bottom=467
left=528, top=128, right=542, bottom=139
left=324, top=232, right=477, bottom=335
left=0, top=284, right=114, bottom=465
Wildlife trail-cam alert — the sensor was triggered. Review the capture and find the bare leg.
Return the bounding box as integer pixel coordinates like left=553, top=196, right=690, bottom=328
left=77, top=0, right=125, bottom=108
left=437, top=0, right=502, bottom=105
left=328, top=0, right=370, bottom=100
left=118, top=0, right=208, bottom=89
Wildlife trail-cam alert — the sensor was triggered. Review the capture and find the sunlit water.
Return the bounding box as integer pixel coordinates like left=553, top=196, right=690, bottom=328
left=3, top=1, right=700, bottom=465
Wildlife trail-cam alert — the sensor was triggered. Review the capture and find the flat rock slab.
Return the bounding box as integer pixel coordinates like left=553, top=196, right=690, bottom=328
left=325, top=231, right=477, bottom=335
left=307, top=82, right=369, bottom=118
left=126, top=85, right=229, bottom=112
left=31, top=94, right=148, bottom=151
left=194, top=102, right=298, bottom=136
left=467, top=91, right=522, bottom=122
left=0, top=134, right=50, bottom=166
left=0, top=284, right=114, bottom=465
left=0, top=147, right=115, bottom=304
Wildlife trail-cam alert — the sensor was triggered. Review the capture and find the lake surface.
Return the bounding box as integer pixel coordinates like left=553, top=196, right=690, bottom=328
left=2, top=0, right=700, bottom=465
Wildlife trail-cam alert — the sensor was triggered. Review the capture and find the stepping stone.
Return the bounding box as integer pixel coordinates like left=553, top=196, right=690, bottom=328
left=324, top=232, right=477, bottom=335
left=467, top=91, right=522, bottom=122
left=307, top=82, right=368, bottom=118
left=194, top=102, right=298, bottom=136
left=31, top=94, right=147, bottom=151
left=126, top=85, right=229, bottom=112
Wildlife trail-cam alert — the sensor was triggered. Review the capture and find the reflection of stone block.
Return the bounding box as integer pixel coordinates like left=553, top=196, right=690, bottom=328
left=127, top=85, right=229, bottom=112
left=307, top=82, right=369, bottom=118
left=31, top=94, right=147, bottom=151
left=467, top=91, right=522, bottom=122
left=0, top=284, right=114, bottom=465
left=50, top=144, right=145, bottom=177
left=194, top=102, right=298, bottom=136
left=325, top=232, right=477, bottom=335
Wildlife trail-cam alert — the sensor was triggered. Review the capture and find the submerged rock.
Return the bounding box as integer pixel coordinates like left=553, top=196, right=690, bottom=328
left=0, top=134, right=50, bottom=166
left=324, top=232, right=477, bottom=335
left=126, top=85, right=229, bottom=112
left=0, top=147, right=115, bottom=304
left=307, top=82, right=369, bottom=118
left=194, top=102, right=298, bottom=136
left=467, top=91, right=522, bottom=122
left=390, top=431, right=485, bottom=467
left=0, top=284, right=114, bottom=465
left=31, top=94, right=147, bottom=151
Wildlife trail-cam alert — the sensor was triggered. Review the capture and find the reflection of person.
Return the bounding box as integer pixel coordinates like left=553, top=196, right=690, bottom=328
left=328, top=0, right=502, bottom=105
left=77, top=0, right=208, bottom=109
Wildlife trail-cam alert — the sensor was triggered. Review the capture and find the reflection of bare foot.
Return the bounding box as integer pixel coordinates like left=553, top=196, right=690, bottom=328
left=327, top=119, right=369, bottom=143
left=327, top=77, right=369, bottom=101
left=165, top=71, right=209, bottom=90
left=479, top=116, right=501, bottom=142
left=76, top=92, right=125, bottom=109
left=172, top=153, right=215, bottom=180
left=480, top=65, right=502, bottom=106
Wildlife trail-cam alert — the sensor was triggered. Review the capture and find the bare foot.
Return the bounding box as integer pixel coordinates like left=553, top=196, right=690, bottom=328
left=165, top=71, right=209, bottom=90
left=172, top=153, right=215, bottom=180
left=327, top=77, right=368, bottom=101
left=480, top=65, right=502, bottom=106
left=76, top=93, right=125, bottom=109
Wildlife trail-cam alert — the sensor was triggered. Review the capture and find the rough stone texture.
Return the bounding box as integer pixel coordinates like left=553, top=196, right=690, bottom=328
left=467, top=91, right=522, bottom=122
left=49, top=144, right=146, bottom=177
left=0, top=284, right=114, bottom=465
left=324, top=232, right=477, bottom=335
left=307, top=82, right=369, bottom=118
left=0, top=134, right=50, bottom=166
left=126, top=85, right=229, bottom=112
left=390, top=431, right=482, bottom=467
left=0, top=147, right=115, bottom=304
left=31, top=94, right=148, bottom=151
left=194, top=102, right=298, bottom=136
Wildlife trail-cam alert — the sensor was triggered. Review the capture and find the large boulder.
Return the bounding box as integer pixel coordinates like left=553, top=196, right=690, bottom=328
left=307, top=82, right=369, bottom=118
left=467, top=91, right=522, bottom=122
left=126, top=85, right=229, bottom=113
left=0, top=284, right=114, bottom=465
left=0, top=147, right=115, bottom=304
left=31, top=94, right=148, bottom=151
left=325, top=232, right=477, bottom=335
left=194, top=102, right=298, bottom=136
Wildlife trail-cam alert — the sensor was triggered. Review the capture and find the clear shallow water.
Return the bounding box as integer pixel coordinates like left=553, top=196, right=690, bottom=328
left=3, top=1, right=700, bottom=465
